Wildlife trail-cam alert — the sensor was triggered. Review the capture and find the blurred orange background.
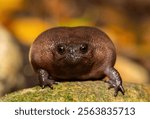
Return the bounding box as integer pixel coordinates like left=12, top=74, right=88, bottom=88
left=0, top=0, right=150, bottom=96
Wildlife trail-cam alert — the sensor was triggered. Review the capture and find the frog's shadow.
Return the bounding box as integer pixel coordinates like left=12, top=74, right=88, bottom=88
left=53, top=75, right=106, bottom=82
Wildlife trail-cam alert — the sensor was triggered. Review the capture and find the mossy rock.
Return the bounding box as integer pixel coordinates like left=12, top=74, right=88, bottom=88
left=0, top=81, right=150, bottom=102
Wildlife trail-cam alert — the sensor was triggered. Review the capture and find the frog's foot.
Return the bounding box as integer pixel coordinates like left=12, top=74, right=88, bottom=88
left=38, top=69, right=57, bottom=89
left=106, top=79, right=125, bottom=97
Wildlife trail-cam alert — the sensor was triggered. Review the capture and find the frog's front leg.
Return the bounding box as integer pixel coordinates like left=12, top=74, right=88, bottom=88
left=104, top=67, right=125, bottom=97
left=38, top=69, right=57, bottom=89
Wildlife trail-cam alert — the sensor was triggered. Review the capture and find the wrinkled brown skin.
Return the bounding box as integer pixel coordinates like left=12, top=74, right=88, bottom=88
left=29, top=26, right=125, bottom=96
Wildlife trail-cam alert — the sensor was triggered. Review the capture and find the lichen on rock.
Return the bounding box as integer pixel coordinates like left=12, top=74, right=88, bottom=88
left=0, top=81, right=150, bottom=102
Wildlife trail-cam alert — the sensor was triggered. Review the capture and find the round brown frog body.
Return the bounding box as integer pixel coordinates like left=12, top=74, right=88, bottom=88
left=29, top=26, right=125, bottom=96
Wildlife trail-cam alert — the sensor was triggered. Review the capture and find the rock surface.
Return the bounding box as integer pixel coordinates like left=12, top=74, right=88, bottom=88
left=0, top=81, right=150, bottom=102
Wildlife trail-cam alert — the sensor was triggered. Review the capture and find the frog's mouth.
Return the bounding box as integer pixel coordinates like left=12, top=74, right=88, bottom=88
left=52, top=56, right=94, bottom=79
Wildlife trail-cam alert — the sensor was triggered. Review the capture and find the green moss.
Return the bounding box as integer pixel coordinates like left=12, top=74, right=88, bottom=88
left=0, top=81, right=150, bottom=102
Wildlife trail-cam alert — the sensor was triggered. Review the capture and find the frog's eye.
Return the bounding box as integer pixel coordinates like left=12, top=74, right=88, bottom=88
left=57, top=44, right=66, bottom=55
left=80, top=43, right=88, bottom=54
